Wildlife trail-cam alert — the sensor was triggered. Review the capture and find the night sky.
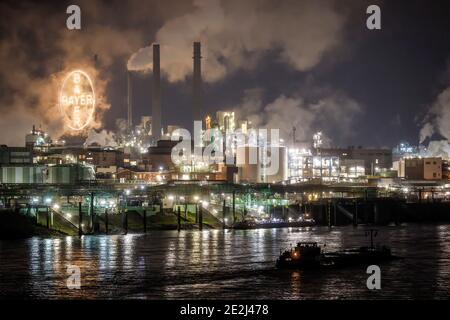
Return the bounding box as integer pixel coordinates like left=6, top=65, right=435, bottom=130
left=1, top=0, right=450, bottom=148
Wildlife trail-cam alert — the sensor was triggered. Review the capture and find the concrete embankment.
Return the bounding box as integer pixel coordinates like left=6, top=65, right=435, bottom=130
left=309, top=200, right=450, bottom=226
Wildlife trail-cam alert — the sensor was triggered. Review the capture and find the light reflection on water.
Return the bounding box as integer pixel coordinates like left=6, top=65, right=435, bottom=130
left=0, top=224, right=449, bottom=299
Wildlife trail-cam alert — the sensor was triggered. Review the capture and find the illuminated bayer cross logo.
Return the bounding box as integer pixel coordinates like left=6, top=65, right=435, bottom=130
left=59, top=70, right=95, bottom=131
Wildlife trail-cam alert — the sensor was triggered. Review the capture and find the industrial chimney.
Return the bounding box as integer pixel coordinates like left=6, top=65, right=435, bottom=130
left=193, top=42, right=203, bottom=124
left=152, top=44, right=162, bottom=141
left=127, top=71, right=133, bottom=132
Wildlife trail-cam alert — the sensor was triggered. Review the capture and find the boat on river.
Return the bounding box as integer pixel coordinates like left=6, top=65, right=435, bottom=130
left=276, top=229, right=396, bottom=269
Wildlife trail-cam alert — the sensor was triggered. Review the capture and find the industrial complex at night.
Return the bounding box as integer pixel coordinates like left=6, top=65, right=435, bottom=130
left=2, top=41, right=450, bottom=235
left=1, top=0, right=450, bottom=306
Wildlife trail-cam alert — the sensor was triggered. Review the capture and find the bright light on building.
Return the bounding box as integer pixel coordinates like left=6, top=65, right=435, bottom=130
left=59, top=70, right=96, bottom=131
left=52, top=204, right=60, bottom=210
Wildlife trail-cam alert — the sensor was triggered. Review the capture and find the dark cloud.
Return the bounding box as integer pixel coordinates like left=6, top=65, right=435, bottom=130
left=0, top=0, right=186, bottom=144
left=2, top=0, right=450, bottom=148
left=128, top=0, right=348, bottom=82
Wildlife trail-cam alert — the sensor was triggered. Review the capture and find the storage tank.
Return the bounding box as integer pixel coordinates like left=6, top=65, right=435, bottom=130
left=236, top=146, right=259, bottom=183
left=0, top=166, right=45, bottom=184
left=43, top=164, right=95, bottom=184
left=263, top=146, right=288, bottom=183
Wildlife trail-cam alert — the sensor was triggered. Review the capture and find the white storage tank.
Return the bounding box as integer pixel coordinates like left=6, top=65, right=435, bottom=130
left=43, top=164, right=95, bottom=184
left=236, top=146, right=259, bottom=183
left=0, top=166, right=45, bottom=184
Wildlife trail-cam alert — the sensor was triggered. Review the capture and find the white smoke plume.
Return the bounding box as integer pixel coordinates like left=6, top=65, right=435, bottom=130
left=0, top=1, right=145, bottom=145
left=419, top=122, right=435, bottom=144
left=127, top=0, right=347, bottom=82
left=421, top=140, right=450, bottom=159
left=420, top=85, right=450, bottom=144
left=232, top=88, right=363, bottom=145
left=84, top=128, right=119, bottom=148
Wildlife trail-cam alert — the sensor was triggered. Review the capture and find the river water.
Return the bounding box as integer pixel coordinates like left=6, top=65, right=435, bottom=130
left=0, top=224, right=449, bottom=299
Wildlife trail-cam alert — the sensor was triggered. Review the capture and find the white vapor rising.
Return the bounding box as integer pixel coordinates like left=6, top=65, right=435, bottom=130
left=422, top=140, right=450, bottom=158
left=420, top=86, right=450, bottom=143
left=233, top=88, right=363, bottom=145
left=127, top=0, right=347, bottom=82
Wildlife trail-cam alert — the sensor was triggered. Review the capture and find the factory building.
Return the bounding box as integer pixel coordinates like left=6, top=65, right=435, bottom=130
left=143, top=140, right=179, bottom=172
left=34, top=146, right=124, bottom=168
left=312, top=156, right=340, bottom=181
left=116, top=168, right=170, bottom=183
left=0, top=145, right=33, bottom=165
left=392, top=141, right=419, bottom=162
left=319, top=146, right=392, bottom=175
left=86, top=148, right=124, bottom=178
left=264, top=146, right=288, bottom=183
left=443, top=160, right=450, bottom=180
left=339, top=159, right=366, bottom=178
left=397, top=157, right=442, bottom=181
left=160, top=125, right=181, bottom=140
left=287, top=148, right=341, bottom=182
left=25, top=125, right=52, bottom=152
left=236, top=145, right=288, bottom=183
left=236, top=146, right=259, bottom=183
left=216, top=111, right=236, bottom=133
left=288, top=148, right=312, bottom=182
left=86, top=148, right=124, bottom=168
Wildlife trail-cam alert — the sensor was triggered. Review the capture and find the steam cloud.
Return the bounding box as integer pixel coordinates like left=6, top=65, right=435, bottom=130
left=127, top=0, right=347, bottom=82
left=420, top=86, right=450, bottom=143
left=0, top=0, right=350, bottom=146
left=232, top=88, right=363, bottom=146
left=0, top=1, right=145, bottom=145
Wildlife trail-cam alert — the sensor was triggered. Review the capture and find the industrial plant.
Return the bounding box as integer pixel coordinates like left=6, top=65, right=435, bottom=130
left=0, top=41, right=450, bottom=236
left=4, top=0, right=450, bottom=306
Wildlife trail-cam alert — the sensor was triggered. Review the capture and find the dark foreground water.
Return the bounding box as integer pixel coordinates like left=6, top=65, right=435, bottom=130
left=0, top=224, right=449, bottom=299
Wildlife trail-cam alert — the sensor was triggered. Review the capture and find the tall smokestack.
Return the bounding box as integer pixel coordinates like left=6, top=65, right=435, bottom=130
left=127, top=71, right=133, bottom=132
left=193, top=42, right=203, bottom=123
left=152, top=44, right=162, bottom=140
